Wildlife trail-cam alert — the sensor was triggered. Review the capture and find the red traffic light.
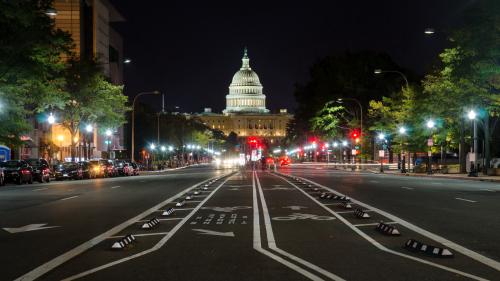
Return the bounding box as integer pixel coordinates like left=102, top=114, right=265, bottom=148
left=350, top=129, right=361, bottom=139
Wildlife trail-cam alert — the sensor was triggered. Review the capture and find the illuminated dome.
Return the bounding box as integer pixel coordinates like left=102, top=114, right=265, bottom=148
left=224, top=48, right=269, bottom=114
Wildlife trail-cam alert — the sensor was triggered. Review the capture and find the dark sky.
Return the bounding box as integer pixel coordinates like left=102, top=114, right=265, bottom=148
left=110, top=0, right=473, bottom=113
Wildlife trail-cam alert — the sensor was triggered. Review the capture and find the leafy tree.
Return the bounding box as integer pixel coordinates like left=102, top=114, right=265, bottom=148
left=310, top=102, right=346, bottom=139
left=56, top=57, right=129, bottom=160
left=0, top=0, right=72, bottom=146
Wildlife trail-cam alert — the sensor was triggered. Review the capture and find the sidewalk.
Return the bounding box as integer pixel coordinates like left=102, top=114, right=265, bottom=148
left=373, top=169, right=500, bottom=183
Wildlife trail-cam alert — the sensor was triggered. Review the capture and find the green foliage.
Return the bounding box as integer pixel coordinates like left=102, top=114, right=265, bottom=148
left=0, top=0, right=72, bottom=147
left=310, top=102, right=346, bottom=139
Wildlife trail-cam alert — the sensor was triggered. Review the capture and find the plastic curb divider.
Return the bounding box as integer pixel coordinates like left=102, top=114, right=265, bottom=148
left=375, top=221, right=400, bottom=235
left=111, top=234, right=136, bottom=250
left=162, top=207, right=175, bottom=216
left=404, top=239, right=454, bottom=258
left=141, top=218, right=160, bottom=229
left=354, top=208, right=371, bottom=218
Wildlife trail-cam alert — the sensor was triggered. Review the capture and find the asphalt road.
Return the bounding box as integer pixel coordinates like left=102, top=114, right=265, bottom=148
left=2, top=164, right=499, bottom=280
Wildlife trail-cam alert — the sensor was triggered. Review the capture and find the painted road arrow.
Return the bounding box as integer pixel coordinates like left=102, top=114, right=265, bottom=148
left=3, top=223, right=60, bottom=234
left=192, top=228, right=235, bottom=237
left=283, top=206, right=308, bottom=211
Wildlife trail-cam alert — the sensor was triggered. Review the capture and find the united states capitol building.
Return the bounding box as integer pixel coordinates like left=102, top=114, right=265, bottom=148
left=196, top=48, right=292, bottom=142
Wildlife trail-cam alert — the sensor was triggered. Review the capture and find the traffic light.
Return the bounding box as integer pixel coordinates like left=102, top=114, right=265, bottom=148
left=350, top=129, right=361, bottom=140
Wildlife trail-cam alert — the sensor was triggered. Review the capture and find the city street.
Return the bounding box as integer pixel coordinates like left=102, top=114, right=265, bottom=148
left=2, top=165, right=499, bottom=280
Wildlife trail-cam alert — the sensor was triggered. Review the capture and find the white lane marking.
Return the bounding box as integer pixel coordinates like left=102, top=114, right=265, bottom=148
left=369, top=180, right=379, bottom=183
left=276, top=174, right=493, bottom=279
left=3, top=223, right=60, bottom=234
left=187, top=200, right=203, bottom=203
left=480, top=189, right=495, bottom=192
left=354, top=222, right=397, bottom=227
left=192, top=228, right=234, bottom=237
left=137, top=218, right=183, bottom=223
left=32, top=187, right=48, bottom=191
left=60, top=196, right=79, bottom=201
left=455, top=198, right=477, bottom=203
left=400, top=186, right=414, bottom=190
left=252, top=173, right=328, bottom=281
left=110, top=186, right=120, bottom=189
left=15, top=174, right=230, bottom=281
left=283, top=206, right=308, bottom=211
left=431, top=182, right=443, bottom=185
left=335, top=210, right=372, bottom=214
left=60, top=175, right=233, bottom=281
left=107, top=232, right=169, bottom=239
left=256, top=172, right=345, bottom=281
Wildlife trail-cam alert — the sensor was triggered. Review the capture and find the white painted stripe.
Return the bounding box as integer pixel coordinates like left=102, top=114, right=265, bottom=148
left=480, top=189, right=495, bottom=192
left=455, top=198, right=477, bottom=203
left=137, top=217, right=183, bottom=223
left=32, top=187, right=48, bottom=191
left=107, top=232, right=169, bottom=239
left=256, top=172, right=345, bottom=281
left=187, top=200, right=203, bottom=203
left=60, top=174, right=233, bottom=281
left=60, top=196, right=79, bottom=201
left=110, top=186, right=120, bottom=189
left=251, top=172, right=327, bottom=281
left=400, top=186, right=414, bottom=190
left=276, top=173, right=493, bottom=279
left=15, top=173, right=231, bottom=281
left=354, top=222, right=397, bottom=227
left=322, top=203, right=341, bottom=206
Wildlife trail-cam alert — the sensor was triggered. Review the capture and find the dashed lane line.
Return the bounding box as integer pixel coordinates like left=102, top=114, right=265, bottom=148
left=255, top=172, right=346, bottom=281
left=14, top=173, right=231, bottom=281
left=60, top=196, right=79, bottom=201
left=110, top=186, right=120, bottom=189
left=32, top=187, right=49, bottom=191
left=455, top=198, right=477, bottom=203
left=274, top=173, right=489, bottom=281
left=400, top=186, right=414, bottom=190
left=137, top=218, right=183, bottom=223
left=60, top=174, right=234, bottom=281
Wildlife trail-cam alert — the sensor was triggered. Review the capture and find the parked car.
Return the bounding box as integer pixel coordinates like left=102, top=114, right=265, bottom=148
left=88, top=160, right=105, bottom=178
left=25, top=158, right=51, bottom=183
left=0, top=160, right=33, bottom=184
left=115, top=160, right=132, bottom=176
left=99, top=159, right=117, bottom=177
left=130, top=162, right=140, bottom=176
left=0, top=167, right=5, bottom=186
left=78, top=161, right=95, bottom=179
left=54, top=162, right=83, bottom=180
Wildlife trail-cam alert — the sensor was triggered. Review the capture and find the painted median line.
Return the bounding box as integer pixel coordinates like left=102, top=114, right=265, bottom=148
left=60, top=195, right=79, bottom=201
left=15, top=172, right=233, bottom=281
left=455, top=197, right=477, bottom=203
left=272, top=172, right=490, bottom=281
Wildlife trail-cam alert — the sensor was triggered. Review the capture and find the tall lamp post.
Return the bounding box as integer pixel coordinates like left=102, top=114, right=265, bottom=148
left=374, top=69, right=409, bottom=89
left=85, top=124, right=93, bottom=160
left=426, top=120, right=435, bottom=174
left=398, top=126, right=407, bottom=173
left=131, top=91, right=160, bottom=163
left=105, top=129, right=112, bottom=159
left=377, top=133, right=386, bottom=173
left=47, top=113, right=56, bottom=164
left=467, top=110, right=478, bottom=177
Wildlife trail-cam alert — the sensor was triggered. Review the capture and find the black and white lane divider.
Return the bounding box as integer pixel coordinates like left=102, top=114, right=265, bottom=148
left=354, top=208, right=371, bottom=219
left=185, top=194, right=193, bottom=200
left=111, top=234, right=137, bottom=250
left=141, top=218, right=160, bottom=229
left=319, top=193, right=350, bottom=201
left=175, top=200, right=185, bottom=207
left=193, top=190, right=200, bottom=195
left=162, top=207, right=175, bottom=216
left=375, top=221, right=400, bottom=235
left=341, top=202, right=352, bottom=209
left=404, top=239, right=454, bottom=258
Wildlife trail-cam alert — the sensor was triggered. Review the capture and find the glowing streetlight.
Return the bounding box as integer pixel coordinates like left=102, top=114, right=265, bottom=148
left=426, top=120, right=435, bottom=129
left=333, top=142, right=339, bottom=148
left=161, top=145, right=166, bottom=152
left=467, top=110, right=477, bottom=120
left=373, top=69, right=382, bottom=74
left=85, top=124, right=93, bottom=133
left=398, top=127, right=407, bottom=173
left=342, top=140, right=348, bottom=147
left=168, top=146, right=174, bottom=151
left=398, top=127, right=406, bottom=134
left=324, top=143, right=329, bottom=148
left=424, top=28, right=435, bottom=35
left=45, top=8, right=57, bottom=17
left=47, top=113, right=55, bottom=124
left=124, top=58, right=132, bottom=64
left=150, top=144, right=156, bottom=150
left=378, top=133, right=386, bottom=140
left=105, top=129, right=112, bottom=136
left=57, top=135, right=64, bottom=142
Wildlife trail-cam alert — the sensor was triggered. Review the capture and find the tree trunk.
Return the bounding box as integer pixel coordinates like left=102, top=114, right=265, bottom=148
left=459, top=118, right=466, bottom=173
left=484, top=112, right=490, bottom=174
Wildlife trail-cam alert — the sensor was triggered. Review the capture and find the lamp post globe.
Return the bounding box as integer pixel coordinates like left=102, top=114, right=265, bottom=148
left=47, top=113, right=56, bottom=124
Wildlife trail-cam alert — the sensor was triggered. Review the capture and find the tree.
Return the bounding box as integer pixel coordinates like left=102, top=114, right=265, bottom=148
left=56, top=57, right=129, bottom=160
left=0, top=0, right=72, bottom=147
left=310, top=102, right=346, bottom=139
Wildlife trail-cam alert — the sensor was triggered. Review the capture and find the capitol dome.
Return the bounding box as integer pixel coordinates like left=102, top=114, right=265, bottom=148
left=224, top=48, right=269, bottom=114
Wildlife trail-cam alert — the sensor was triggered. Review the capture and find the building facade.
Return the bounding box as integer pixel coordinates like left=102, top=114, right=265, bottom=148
left=197, top=49, right=292, bottom=144
left=18, top=0, right=126, bottom=161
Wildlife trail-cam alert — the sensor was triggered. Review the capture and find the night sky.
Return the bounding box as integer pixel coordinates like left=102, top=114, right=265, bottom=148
left=110, top=0, right=472, bottom=113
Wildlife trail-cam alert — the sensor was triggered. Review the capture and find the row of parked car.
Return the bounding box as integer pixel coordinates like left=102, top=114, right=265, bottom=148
left=0, top=158, right=141, bottom=186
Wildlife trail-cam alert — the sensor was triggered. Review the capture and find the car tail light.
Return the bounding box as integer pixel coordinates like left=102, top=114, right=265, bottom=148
left=22, top=169, right=31, bottom=175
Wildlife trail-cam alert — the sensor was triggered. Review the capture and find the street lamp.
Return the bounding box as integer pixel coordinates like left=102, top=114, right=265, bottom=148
left=47, top=113, right=55, bottom=124
left=374, top=69, right=410, bottom=89
left=85, top=124, right=93, bottom=160
left=426, top=120, right=435, bottom=174
left=124, top=58, right=132, bottom=64
left=424, top=28, right=435, bottom=35
left=45, top=8, right=57, bottom=17
left=105, top=129, right=113, bottom=159
left=131, top=91, right=160, bottom=162
left=467, top=110, right=478, bottom=176
left=398, top=127, right=407, bottom=173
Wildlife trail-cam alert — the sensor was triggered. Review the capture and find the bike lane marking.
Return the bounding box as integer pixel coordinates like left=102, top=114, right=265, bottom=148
left=254, top=171, right=346, bottom=281
left=252, top=171, right=330, bottom=281
left=273, top=172, right=490, bottom=281
left=14, top=172, right=233, bottom=281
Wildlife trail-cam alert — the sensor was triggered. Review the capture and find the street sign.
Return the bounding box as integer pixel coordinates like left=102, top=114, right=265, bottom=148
left=379, top=150, right=385, bottom=157
left=427, top=138, right=433, bottom=146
